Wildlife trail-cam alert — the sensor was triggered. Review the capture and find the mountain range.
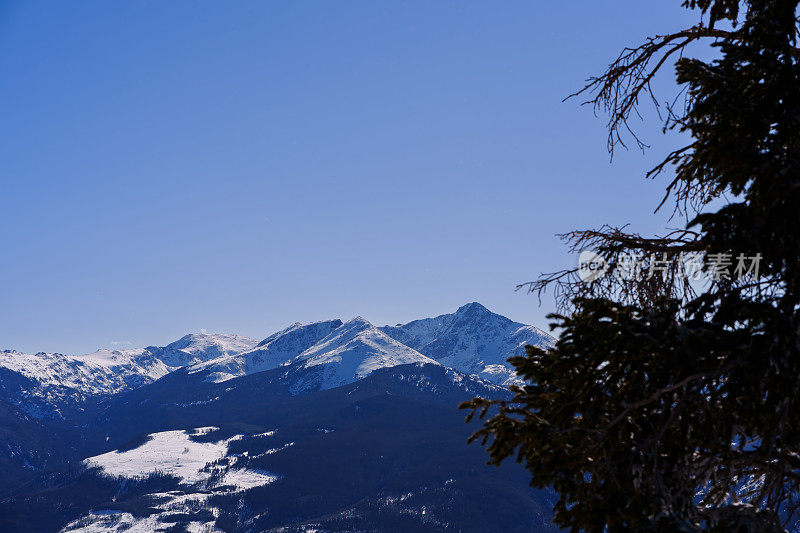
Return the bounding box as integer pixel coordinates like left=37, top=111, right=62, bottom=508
left=0, top=303, right=558, bottom=532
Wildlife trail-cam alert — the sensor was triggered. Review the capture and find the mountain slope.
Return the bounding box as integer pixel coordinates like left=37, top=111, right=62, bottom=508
left=0, top=349, right=167, bottom=419
left=0, top=303, right=550, bottom=419
left=186, top=318, right=439, bottom=393
left=289, top=317, right=439, bottom=392
left=146, top=333, right=257, bottom=367
left=0, top=363, right=557, bottom=532
left=192, top=320, right=343, bottom=382
left=0, top=333, right=257, bottom=419
left=381, top=302, right=555, bottom=385
left=0, top=304, right=564, bottom=531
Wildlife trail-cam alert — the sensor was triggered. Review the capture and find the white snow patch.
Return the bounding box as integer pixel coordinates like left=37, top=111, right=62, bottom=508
left=190, top=426, right=219, bottom=436
left=216, top=469, right=277, bottom=490
left=84, top=429, right=230, bottom=484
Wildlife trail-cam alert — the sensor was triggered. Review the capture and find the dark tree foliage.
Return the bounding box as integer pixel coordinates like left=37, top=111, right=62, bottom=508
left=462, top=1, right=800, bottom=531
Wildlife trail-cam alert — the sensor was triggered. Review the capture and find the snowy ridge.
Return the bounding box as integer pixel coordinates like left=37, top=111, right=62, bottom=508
left=0, top=304, right=559, bottom=532
left=192, top=320, right=343, bottom=382
left=1, top=303, right=552, bottom=416
left=0, top=333, right=256, bottom=418
left=0, top=349, right=169, bottom=418
left=288, top=317, right=439, bottom=392
left=148, top=333, right=257, bottom=367
left=380, top=302, right=555, bottom=386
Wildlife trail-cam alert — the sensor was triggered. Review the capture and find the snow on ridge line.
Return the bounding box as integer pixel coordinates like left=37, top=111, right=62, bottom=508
left=187, top=307, right=542, bottom=390
left=0, top=349, right=172, bottom=402
left=3, top=302, right=552, bottom=406
left=255, top=319, right=344, bottom=347
left=185, top=317, right=427, bottom=386
left=162, top=332, right=258, bottom=358
left=377, top=303, right=555, bottom=386
left=187, top=319, right=347, bottom=382
left=0, top=332, right=261, bottom=416
left=287, top=318, right=442, bottom=392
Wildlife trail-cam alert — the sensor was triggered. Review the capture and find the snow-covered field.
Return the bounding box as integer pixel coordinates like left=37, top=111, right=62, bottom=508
left=84, top=428, right=276, bottom=490
left=62, top=507, right=219, bottom=533
left=85, top=429, right=230, bottom=484
left=67, top=428, right=281, bottom=532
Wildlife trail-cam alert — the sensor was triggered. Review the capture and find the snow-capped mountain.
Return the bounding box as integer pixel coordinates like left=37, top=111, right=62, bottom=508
left=288, top=317, right=439, bottom=392
left=193, top=320, right=344, bottom=382
left=0, top=349, right=166, bottom=418
left=191, top=304, right=554, bottom=390
left=0, top=304, right=561, bottom=531
left=147, top=333, right=258, bottom=367
left=381, top=302, right=555, bottom=386
left=0, top=333, right=257, bottom=418
left=0, top=304, right=552, bottom=420
left=192, top=318, right=439, bottom=393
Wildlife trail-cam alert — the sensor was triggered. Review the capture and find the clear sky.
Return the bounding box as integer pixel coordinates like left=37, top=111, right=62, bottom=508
left=1, top=1, right=703, bottom=354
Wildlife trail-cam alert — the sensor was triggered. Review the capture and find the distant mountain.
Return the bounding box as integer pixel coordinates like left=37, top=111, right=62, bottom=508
left=0, top=304, right=553, bottom=420
left=381, top=302, right=555, bottom=386
left=0, top=303, right=562, bottom=531
left=189, top=317, right=439, bottom=393
left=193, top=320, right=344, bottom=382
left=146, top=333, right=257, bottom=367
left=0, top=333, right=257, bottom=419
left=287, top=317, right=439, bottom=393
left=0, top=349, right=167, bottom=419
left=189, top=304, right=554, bottom=390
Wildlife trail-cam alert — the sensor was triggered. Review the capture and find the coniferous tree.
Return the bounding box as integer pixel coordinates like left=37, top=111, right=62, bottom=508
left=462, top=2, right=800, bottom=531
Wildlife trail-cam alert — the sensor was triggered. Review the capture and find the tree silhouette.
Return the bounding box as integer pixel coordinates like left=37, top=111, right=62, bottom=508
left=463, top=1, right=800, bottom=530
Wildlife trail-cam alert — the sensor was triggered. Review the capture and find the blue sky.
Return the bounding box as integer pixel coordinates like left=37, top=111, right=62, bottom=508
left=1, top=1, right=703, bottom=354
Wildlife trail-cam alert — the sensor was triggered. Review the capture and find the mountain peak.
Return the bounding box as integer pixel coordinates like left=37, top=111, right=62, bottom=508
left=342, top=316, right=372, bottom=328
left=455, top=302, right=490, bottom=315
left=291, top=318, right=438, bottom=392
left=191, top=320, right=346, bottom=382
left=379, top=303, right=554, bottom=387
left=257, top=320, right=343, bottom=347
left=163, top=333, right=257, bottom=357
